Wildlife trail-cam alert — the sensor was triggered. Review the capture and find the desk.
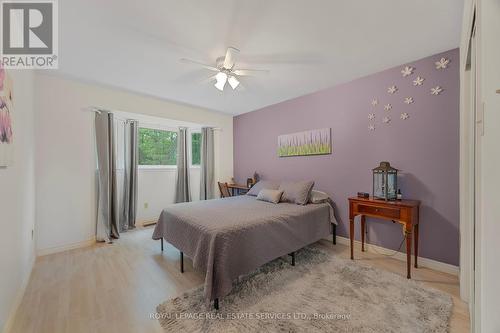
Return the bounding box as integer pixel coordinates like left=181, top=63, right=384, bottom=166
left=348, top=197, right=420, bottom=279
left=227, top=183, right=250, bottom=196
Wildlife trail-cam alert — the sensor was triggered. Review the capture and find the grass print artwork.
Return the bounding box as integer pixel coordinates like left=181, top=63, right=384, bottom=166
left=278, top=128, right=331, bottom=157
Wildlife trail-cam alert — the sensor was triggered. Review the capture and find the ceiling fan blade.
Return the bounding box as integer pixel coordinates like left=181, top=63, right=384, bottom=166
left=179, top=58, right=219, bottom=71
left=223, top=47, right=240, bottom=69
left=233, top=69, right=270, bottom=76
left=237, top=53, right=326, bottom=65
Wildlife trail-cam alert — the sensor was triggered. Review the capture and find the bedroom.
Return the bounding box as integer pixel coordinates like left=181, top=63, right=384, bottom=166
left=0, top=0, right=499, bottom=332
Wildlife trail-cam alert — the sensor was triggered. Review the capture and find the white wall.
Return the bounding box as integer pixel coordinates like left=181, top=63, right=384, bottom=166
left=0, top=70, right=36, bottom=332
left=34, top=73, right=233, bottom=254
left=135, top=168, right=201, bottom=223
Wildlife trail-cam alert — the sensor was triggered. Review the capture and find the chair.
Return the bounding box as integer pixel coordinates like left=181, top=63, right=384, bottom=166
left=218, top=182, right=231, bottom=198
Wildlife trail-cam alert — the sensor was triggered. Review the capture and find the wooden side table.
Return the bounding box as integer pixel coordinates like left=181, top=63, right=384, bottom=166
left=348, top=197, right=420, bottom=279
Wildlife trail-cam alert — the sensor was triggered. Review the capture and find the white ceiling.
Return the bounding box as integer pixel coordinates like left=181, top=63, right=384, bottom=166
left=58, top=0, right=463, bottom=115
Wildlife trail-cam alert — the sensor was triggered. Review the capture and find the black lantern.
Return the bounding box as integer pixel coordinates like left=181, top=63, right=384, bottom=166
left=372, top=161, right=398, bottom=201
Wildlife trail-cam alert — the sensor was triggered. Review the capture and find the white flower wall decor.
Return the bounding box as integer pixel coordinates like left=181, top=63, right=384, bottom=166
left=387, top=85, right=398, bottom=94
left=413, top=76, right=424, bottom=86
left=431, top=86, right=443, bottom=95
left=401, top=66, right=414, bottom=77
left=404, top=97, right=414, bottom=104
left=435, top=58, right=450, bottom=70
left=365, top=55, right=451, bottom=131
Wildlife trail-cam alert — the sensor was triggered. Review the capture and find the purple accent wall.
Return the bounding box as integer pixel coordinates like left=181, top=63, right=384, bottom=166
left=233, top=49, right=459, bottom=266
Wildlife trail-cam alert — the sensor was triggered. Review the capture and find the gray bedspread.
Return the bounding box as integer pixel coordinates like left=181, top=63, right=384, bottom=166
left=152, top=195, right=333, bottom=301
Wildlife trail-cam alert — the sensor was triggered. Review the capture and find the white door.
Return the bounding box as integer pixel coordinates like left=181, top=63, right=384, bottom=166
left=471, top=21, right=482, bottom=333
left=460, top=12, right=479, bottom=331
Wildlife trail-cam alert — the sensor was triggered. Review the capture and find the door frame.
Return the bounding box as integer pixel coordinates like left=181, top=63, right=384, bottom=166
left=459, top=1, right=480, bottom=331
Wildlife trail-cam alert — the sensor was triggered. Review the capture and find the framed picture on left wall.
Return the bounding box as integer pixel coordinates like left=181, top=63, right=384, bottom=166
left=0, top=67, right=14, bottom=167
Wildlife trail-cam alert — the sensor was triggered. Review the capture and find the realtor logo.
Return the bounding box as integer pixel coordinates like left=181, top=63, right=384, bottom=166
left=1, top=0, right=58, bottom=69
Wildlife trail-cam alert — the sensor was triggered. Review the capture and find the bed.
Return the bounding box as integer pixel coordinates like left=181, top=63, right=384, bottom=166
left=152, top=194, right=337, bottom=309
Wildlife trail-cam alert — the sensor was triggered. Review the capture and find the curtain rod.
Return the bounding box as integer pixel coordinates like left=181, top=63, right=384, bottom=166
left=82, top=106, right=222, bottom=131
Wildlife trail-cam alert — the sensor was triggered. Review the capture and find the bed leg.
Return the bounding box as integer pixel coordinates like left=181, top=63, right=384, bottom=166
left=332, top=224, right=337, bottom=245
left=214, top=298, right=219, bottom=310
left=289, top=252, right=295, bottom=266
left=161, top=238, right=164, bottom=251
left=180, top=251, right=184, bottom=273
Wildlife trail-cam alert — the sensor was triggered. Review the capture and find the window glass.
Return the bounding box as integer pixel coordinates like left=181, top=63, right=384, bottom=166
left=191, top=132, right=201, bottom=165
left=138, top=127, right=177, bottom=166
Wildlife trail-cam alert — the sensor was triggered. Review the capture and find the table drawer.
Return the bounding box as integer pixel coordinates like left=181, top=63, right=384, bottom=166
left=357, top=204, right=400, bottom=219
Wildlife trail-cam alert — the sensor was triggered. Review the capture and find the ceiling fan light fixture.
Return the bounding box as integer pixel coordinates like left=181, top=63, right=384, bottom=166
left=214, top=72, right=227, bottom=91
left=180, top=47, right=270, bottom=92
left=228, top=76, right=240, bottom=89
left=214, top=80, right=225, bottom=91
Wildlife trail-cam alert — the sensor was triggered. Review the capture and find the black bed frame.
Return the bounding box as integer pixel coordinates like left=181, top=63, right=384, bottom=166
left=160, top=224, right=336, bottom=310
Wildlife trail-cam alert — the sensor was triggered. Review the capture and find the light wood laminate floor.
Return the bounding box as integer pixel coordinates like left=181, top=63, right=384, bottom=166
left=10, top=227, right=470, bottom=333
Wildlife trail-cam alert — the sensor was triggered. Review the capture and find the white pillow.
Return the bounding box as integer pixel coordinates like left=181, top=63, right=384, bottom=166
left=309, top=190, right=330, bottom=203
left=256, top=189, right=284, bottom=204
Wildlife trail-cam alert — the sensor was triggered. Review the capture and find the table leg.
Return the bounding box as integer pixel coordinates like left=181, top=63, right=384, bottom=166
left=361, top=215, right=366, bottom=252
left=414, top=224, right=419, bottom=268
left=332, top=224, right=336, bottom=245
left=350, top=218, right=354, bottom=260
left=405, top=226, right=412, bottom=279
left=214, top=298, right=219, bottom=310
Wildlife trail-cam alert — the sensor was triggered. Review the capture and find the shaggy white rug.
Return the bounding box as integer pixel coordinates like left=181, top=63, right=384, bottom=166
left=156, top=247, right=452, bottom=332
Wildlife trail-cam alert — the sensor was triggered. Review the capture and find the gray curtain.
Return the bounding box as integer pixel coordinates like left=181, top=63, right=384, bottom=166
left=175, top=127, right=191, bottom=203
left=200, top=127, right=215, bottom=200
left=95, top=111, right=120, bottom=242
left=120, top=120, right=138, bottom=231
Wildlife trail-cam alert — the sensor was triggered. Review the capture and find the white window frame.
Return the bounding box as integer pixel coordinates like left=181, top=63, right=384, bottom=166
left=137, top=125, right=179, bottom=170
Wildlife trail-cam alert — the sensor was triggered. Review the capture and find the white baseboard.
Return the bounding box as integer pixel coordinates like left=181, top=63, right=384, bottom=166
left=37, top=237, right=96, bottom=257
left=3, top=254, right=35, bottom=333
left=329, top=236, right=459, bottom=276
left=139, top=219, right=157, bottom=227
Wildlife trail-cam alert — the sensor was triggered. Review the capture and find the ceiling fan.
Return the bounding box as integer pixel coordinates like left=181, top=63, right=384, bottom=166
left=180, top=47, right=269, bottom=91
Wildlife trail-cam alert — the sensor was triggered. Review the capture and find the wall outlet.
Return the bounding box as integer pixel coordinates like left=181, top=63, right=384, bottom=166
left=144, top=202, right=148, bottom=209
left=31, top=229, right=34, bottom=240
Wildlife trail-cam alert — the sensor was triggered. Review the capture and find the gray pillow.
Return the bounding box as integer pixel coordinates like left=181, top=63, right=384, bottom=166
left=279, top=181, right=315, bottom=205
left=256, top=189, right=284, bottom=204
left=247, top=180, right=280, bottom=196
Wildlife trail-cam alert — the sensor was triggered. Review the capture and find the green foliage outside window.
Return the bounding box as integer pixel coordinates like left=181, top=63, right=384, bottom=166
left=138, top=128, right=177, bottom=166
left=191, top=132, right=201, bottom=165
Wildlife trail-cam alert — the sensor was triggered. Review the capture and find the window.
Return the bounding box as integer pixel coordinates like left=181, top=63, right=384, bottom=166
left=191, top=132, right=201, bottom=166
left=138, top=127, right=177, bottom=166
